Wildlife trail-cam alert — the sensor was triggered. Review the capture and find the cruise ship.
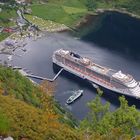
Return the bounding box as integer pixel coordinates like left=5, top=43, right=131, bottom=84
left=52, top=49, right=140, bottom=99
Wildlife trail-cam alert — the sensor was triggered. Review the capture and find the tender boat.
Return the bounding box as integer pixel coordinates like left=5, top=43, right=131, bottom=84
left=66, top=90, right=83, bottom=104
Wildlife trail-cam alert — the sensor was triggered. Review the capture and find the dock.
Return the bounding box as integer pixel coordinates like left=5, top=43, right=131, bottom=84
left=18, top=68, right=64, bottom=82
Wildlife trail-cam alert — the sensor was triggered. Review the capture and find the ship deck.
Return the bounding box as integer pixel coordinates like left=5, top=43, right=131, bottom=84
left=54, top=49, right=133, bottom=84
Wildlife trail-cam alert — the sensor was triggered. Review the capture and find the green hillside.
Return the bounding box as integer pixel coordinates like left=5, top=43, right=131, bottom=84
left=85, top=0, right=140, bottom=15
left=28, top=0, right=140, bottom=30
left=30, top=3, right=87, bottom=27
left=46, top=0, right=140, bottom=15
left=0, top=66, right=79, bottom=139
left=1, top=66, right=140, bottom=139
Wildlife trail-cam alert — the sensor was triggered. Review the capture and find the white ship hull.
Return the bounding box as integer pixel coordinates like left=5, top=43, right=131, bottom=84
left=53, top=57, right=140, bottom=99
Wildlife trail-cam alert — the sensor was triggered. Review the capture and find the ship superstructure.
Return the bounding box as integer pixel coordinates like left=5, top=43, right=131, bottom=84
left=52, top=49, right=140, bottom=99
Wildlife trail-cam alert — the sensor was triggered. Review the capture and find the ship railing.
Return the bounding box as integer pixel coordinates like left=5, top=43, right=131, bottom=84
left=64, top=61, right=117, bottom=89
left=118, top=88, right=130, bottom=94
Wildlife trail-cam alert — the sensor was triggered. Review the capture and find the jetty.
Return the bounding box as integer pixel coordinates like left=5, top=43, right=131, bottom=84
left=18, top=68, right=64, bottom=82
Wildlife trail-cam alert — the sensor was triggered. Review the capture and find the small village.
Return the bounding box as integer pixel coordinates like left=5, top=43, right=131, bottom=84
left=0, top=0, right=69, bottom=64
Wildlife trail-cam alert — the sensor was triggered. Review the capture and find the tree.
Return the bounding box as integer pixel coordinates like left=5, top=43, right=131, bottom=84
left=80, top=94, right=111, bottom=134
left=112, top=96, right=140, bottom=136
left=80, top=95, right=140, bottom=138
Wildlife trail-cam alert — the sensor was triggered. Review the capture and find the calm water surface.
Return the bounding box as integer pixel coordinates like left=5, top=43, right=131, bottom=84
left=1, top=32, right=140, bottom=120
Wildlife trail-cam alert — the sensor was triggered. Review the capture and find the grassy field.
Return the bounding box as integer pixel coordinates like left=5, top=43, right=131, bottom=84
left=0, top=10, right=16, bottom=27
left=62, top=6, right=87, bottom=14
left=85, top=0, right=140, bottom=15
left=30, top=3, right=87, bottom=26
left=30, top=0, right=140, bottom=29
left=25, top=15, right=68, bottom=31
left=0, top=10, right=16, bottom=41
left=48, top=0, right=140, bottom=15
left=0, top=33, right=11, bottom=42
left=47, top=0, right=87, bottom=8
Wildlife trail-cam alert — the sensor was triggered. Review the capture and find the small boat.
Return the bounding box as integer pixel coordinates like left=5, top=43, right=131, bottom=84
left=66, top=90, right=83, bottom=104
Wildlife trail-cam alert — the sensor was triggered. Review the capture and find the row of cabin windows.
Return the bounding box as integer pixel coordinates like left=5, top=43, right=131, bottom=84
left=56, top=56, right=125, bottom=87
left=55, top=57, right=111, bottom=83
left=79, top=65, right=86, bottom=71
left=65, top=58, right=87, bottom=71
left=111, top=80, right=126, bottom=89
left=65, top=58, right=111, bottom=83
left=65, top=58, right=80, bottom=68
left=86, top=68, right=110, bottom=82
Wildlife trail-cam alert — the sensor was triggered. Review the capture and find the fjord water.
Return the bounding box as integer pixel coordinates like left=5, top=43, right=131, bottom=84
left=9, top=33, right=140, bottom=119
left=3, top=12, right=140, bottom=120
left=83, top=12, right=140, bottom=60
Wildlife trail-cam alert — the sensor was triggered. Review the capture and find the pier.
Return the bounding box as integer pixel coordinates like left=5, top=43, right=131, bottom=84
left=18, top=68, right=64, bottom=82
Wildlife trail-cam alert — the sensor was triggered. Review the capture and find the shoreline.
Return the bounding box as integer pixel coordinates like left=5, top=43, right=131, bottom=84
left=0, top=26, right=70, bottom=57
left=75, top=8, right=140, bottom=29
left=95, top=8, right=140, bottom=20
left=71, top=9, right=140, bottom=38
left=1, top=8, right=140, bottom=57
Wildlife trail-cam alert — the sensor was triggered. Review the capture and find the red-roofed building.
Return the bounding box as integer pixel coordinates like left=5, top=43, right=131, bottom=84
left=3, top=28, right=14, bottom=33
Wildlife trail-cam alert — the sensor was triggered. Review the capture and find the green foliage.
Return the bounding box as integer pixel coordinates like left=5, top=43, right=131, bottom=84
left=0, top=33, right=10, bottom=42
left=80, top=95, right=112, bottom=134
left=86, top=0, right=97, bottom=11
left=85, top=0, right=140, bottom=15
left=0, top=110, right=10, bottom=135
left=0, top=66, right=140, bottom=139
left=80, top=95, right=140, bottom=138
left=0, top=66, right=41, bottom=107
left=114, top=0, right=140, bottom=15
left=47, top=0, right=86, bottom=8
left=46, top=0, right=140, bottom=15
left=0, top=66, right=79, bottom=139
left=112, top=96, right=140, bottom=136
left=0, top=94, right=79, bottom=140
